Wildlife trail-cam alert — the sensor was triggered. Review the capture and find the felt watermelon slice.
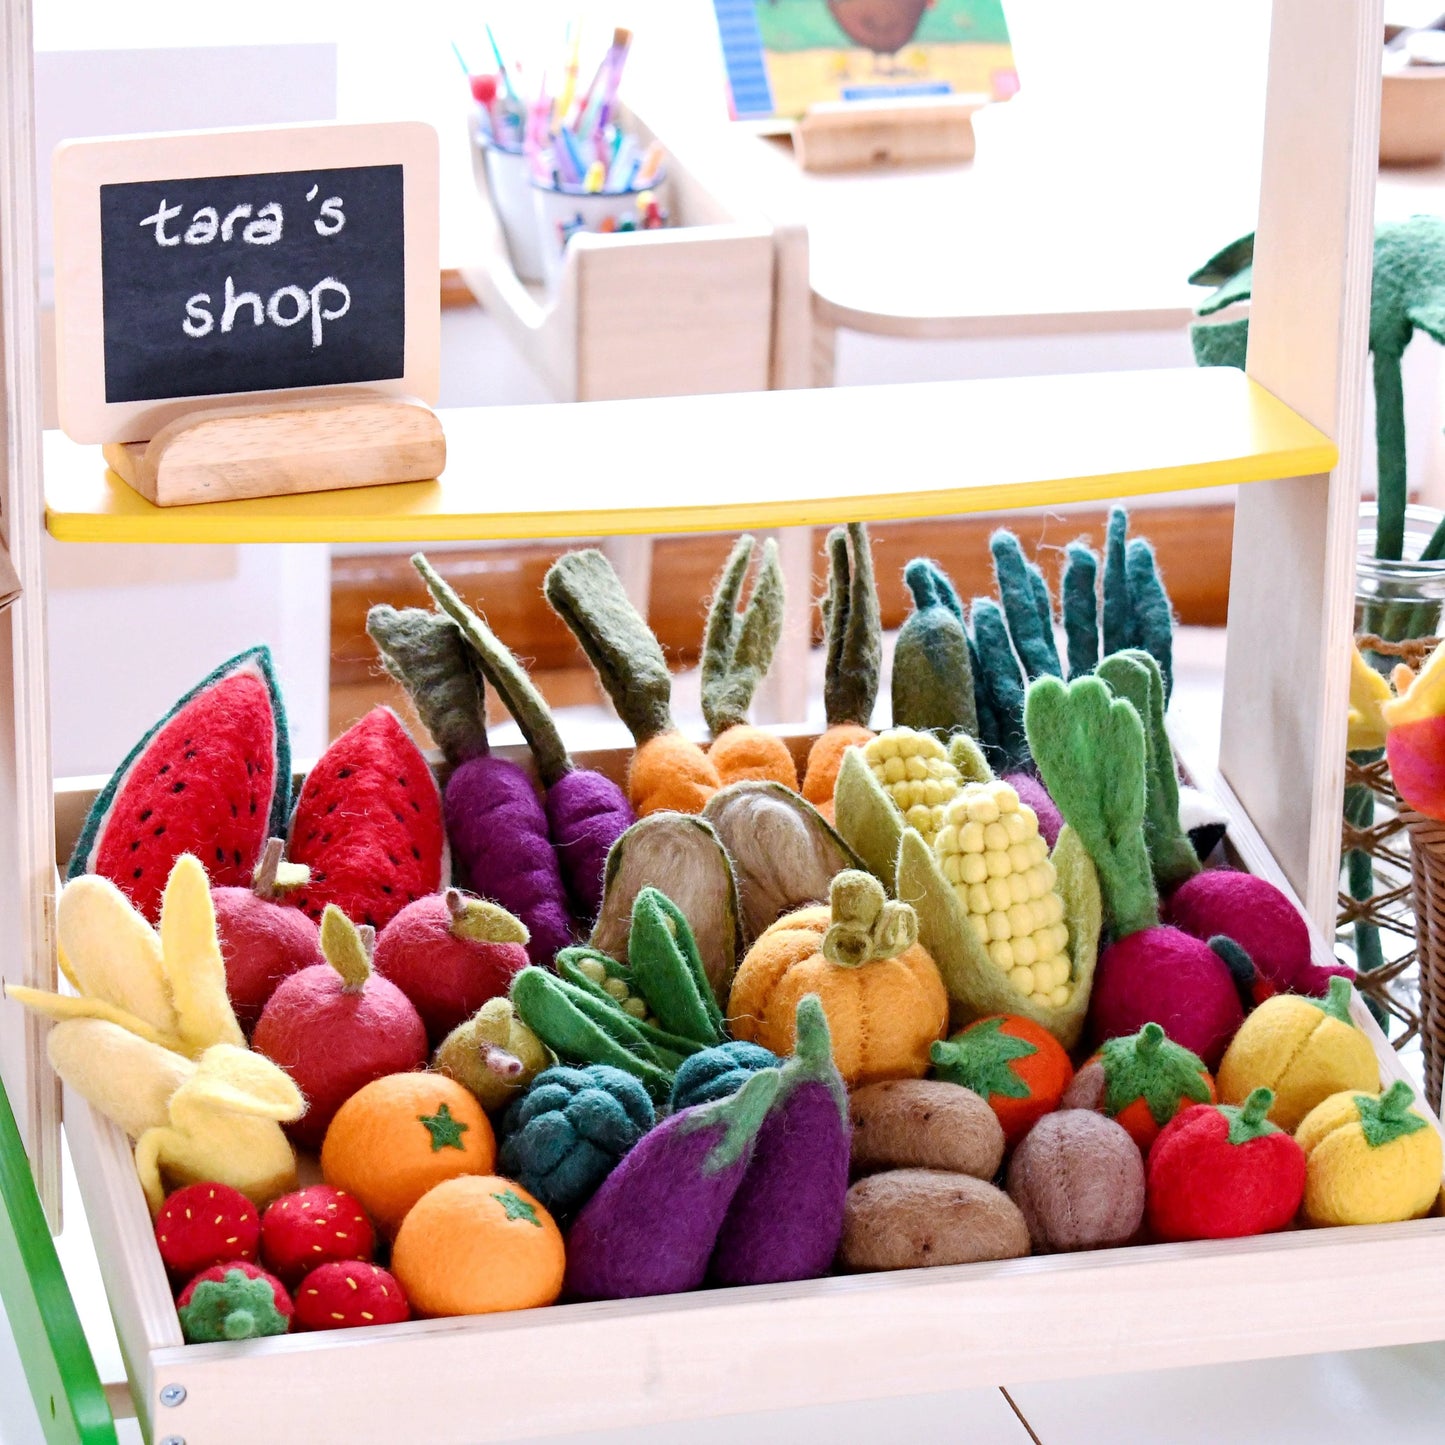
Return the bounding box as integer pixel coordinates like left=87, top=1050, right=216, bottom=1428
left=68, top=647, right=290, bottom=921
left=286, top=708, right=447, bottom=931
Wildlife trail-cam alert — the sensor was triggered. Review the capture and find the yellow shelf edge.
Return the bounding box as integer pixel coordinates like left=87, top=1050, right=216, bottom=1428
left=44, top=369, right=1338, bottom=546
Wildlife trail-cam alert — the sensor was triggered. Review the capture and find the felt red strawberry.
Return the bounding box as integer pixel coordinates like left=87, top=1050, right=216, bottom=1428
left=213, top=837, right=325, bottom=1031
left=1146, top=1087, right=1306, bottom=1242
left=176, top=1261, right=293, bottom=1343
left=294, top=1260, right=410, bottom=1331
left=260, top=1184, right=377, bottom=1286
left=374, top=888, right=530, bottom=1045
left=154, top=1182, right=260, bottom=1283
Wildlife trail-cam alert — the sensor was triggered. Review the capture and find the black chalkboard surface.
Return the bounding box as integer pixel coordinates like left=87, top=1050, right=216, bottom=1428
left=99, top=164, right=405, bottom=404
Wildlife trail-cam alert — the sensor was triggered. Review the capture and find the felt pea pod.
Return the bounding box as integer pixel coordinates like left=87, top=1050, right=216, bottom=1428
left=411, top=554, right=636, bottom=925
left=626, top=888, right=726, bottom=1048
left=365, top=603, right=573, bottom=967
left=1095, top=650, right=1200, bottom=890
left=802, top=524, right=882, bottom=816
left=544, top=548, right=722, bottom=816
left=701, top=536, right=798, bottom=790
left=890, top=558, right=978, bottom=740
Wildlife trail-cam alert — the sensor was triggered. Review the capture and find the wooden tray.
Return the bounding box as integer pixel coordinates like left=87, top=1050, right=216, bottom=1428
left=49, top=730, right=1445, bottom=1445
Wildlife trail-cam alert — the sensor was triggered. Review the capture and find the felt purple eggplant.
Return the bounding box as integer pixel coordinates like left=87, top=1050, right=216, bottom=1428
left=564, top=1067, right=781, bottom=1300
left=710, top=994, right=851, bottom=1286
left=413, top=554, right=634, bottom=925
left=365, top=603, right=573, bottom=967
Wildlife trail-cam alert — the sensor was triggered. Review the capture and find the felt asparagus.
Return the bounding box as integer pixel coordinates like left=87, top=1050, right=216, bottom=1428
left=564, top=1067, right=781, bottom=1300
left=410, top=554, right=635, bottom=924
left=802, top=524, right=882, bottom=815
left=544, top=548, right=723, bottom=815
left=890, top=558, right=978, bottom=740
left=701, top=535, right=798, bottom=789
left=365, top=604, right=572, bottom=967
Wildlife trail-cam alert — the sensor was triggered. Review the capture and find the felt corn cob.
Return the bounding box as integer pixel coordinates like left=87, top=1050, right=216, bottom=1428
left=802, top=524, right=882, bottom=816
left=859, top=727, right=965, bottom=848
left=701, top=536, right=798, bottom=790
left=931, top=779, right=1071, bottom=1008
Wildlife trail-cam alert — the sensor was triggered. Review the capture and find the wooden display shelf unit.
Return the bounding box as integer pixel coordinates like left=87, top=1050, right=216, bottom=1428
left=47, top=731, right=1445, bottom=1445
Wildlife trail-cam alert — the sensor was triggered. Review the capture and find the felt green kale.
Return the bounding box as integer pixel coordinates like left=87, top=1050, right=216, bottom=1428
left=891, top=559, right=978, bottom=738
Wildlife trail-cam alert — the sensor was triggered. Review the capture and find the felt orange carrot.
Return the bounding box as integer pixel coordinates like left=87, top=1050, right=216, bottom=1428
left=702, top=536, right=798, bottom=790
left=802, top=523, right=880, bottom=819
left=544, top=549, right=721, bottom=816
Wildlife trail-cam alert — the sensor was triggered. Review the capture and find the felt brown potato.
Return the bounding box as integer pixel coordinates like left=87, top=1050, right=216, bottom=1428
left=702, top=782, right=862, bottom=943
left=849, top=1080, right=1004, bottom=1180
left=840, top=1169, right=1030, bottom=1271
left=590, top=814, right=741, bottom=1004
left=1005, top=1110, right=1145, bottom=1254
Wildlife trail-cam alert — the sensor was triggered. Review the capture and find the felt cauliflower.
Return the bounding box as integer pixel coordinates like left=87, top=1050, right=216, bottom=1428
left=931, top=779, right=1071, bottom=1008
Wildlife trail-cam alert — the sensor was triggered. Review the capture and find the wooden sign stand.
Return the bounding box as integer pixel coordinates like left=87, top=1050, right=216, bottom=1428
left=99, top=393, right=446, bottom=507
left=792, top=92, right=982, bottom=172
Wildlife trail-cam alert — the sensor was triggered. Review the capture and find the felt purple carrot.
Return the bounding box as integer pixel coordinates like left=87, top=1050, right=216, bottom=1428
left=365, top=603, right=573, bottom=968
left=709, top=995, right=851, bottom=1287
left=564, top=1067, right=781, bottom=1300
left=413, top=554, right=634, bottom=925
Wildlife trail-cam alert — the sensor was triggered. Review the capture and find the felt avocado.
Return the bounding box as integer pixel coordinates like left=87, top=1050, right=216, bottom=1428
left=1216, top=977, right=1380, bottom=1132
left=1296, top=1081, right=1443, bottom=1227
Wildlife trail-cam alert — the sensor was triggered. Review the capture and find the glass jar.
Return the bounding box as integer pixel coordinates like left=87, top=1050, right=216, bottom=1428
left=1356, top=502, right=1445, bottom=648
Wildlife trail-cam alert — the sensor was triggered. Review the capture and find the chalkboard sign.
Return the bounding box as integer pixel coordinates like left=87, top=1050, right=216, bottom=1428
left=54, top=123, right=439, bottom=444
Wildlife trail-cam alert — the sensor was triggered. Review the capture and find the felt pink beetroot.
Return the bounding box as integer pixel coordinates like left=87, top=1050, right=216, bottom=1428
left=1003, top=772, right=1063, bottom=849
left=1024, top=675, right=1240, bottom=1068
left=374, top=889, right=530, bottom=1045
left=252, top=906, right=428, bottom=1149
left=365, top=603, right=572, bottom=967
left=1167, top=869, right=1353, bottom=999
left=709, top=995, right=850, bottom=1287
left=414, top=555, right=635, bottom=926
left=565, top=1068, right=781, bottom=1300
left=212, top=838, right=324, bottom=1031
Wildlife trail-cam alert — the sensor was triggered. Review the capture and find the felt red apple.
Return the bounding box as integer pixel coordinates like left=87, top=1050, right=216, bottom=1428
left=1088, top=925, right=1245, bottom=1068
left=154, top=1181, right=260, bottom=1282
left=213, top=838, right=325, bottom=1030
left=252, top=904, right=428, bottom=1150
left=1166, top=869, right=1352, bottom=999
left=373, top=888, right=530, bottom=1045
left=294, top=1260, right=410, bottom=1331
left=1146, top=1087, right=1306, bottom=1242
left=260, top=1184, right=376, bottom=1286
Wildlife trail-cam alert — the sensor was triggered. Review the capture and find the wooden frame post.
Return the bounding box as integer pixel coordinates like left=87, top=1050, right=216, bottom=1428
left=1220, top=0, right=1382, bottom=931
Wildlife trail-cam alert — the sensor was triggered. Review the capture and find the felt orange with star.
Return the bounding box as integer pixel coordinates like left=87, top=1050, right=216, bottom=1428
left=320, top=1073, right=494, bottom=1236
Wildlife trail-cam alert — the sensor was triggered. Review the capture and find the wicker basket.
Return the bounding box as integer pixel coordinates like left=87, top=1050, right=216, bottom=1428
left=1401, top=805, right=1445, bottom=1114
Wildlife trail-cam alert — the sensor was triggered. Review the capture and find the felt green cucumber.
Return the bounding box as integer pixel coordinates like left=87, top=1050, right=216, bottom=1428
left=69, top=646, right=290, bottom=922
left=1096, top=650, right=1199, bottom=890
left=701, top=536, right=797, bottom=789
left=891, top=558, right=978, bottom=738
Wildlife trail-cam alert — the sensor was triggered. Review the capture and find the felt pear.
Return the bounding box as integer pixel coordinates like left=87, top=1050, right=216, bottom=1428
left=433, top=997, right=551, bottom=1115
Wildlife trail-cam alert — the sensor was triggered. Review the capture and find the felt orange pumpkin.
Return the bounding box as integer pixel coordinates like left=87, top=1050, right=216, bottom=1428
left=727, top=870, right=948, bottom=1088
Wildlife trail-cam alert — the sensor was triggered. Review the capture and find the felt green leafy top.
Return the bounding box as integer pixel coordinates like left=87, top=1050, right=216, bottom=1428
left=419, top=1101, right=470, bottom=1151
left=179, top=1268, right=289, bottom=1343
left=491, top=1187, right=542, bottom=1225
left=1222, top=1088, right=1283, bottom=1146
left=544, top=549, right=677, bottom=745
left=822, top=523, right=882, bottom=730
left=930, top=1017, right=1036, bottom=1100
left=413, top=554, right=573, bottom=787
left=891, top=558, right=978, bottom=738
left=1099, top=1023, right=1212, bottom=1126
left=320, top=905, right=375, bottom=993
left=1355, top=1080, right=1429, bottom=1149
left=700, top=535, right=785, bottom=737
left=781, top=994, right=848, bottom=1119
left=366, top=604, right=490, bottom=765
left=1306, top=975, right=1359, bottom=1027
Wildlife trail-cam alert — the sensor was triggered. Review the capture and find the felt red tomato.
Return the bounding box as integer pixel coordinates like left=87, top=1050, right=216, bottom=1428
left=1146, top=1087, right=1306, bottom=1242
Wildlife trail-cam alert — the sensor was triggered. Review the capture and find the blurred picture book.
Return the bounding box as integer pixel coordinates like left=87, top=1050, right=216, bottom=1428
left=711, top=0, right=1018, bottom=122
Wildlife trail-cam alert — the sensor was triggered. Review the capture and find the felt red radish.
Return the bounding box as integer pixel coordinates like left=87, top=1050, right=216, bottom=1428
left=260, top=1184, right=376, bottom=1285
left=286, top=708, right=446, bottom=933
left=1166, top=868, right=1353, bottom=999
left=294, top=1260, right=410, bottom=1331
left=68, top=646, right=290, bottom=922
left=365, top=604, right=572, bottom=966
left=176, top=1261, right=293, bottom=1343
left=413, top=555, right=636, bottom=925
left=373, top=889, right=530, bottom=1045
left=1146, top=1087, right=1307, bottom=1241
left=252, top=905, right=428, bottom=1149
left=153, top=1181, right=260, bottom=1282
left=212, top=838, right=324, bottom=1031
